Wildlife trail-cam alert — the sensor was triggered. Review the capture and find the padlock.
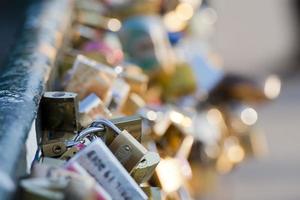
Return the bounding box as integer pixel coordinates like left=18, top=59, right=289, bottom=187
left=40, top=91, right=79, bottom=133
left=109, top=130, right=148, bottom=172
left=39, top=91, right=80, bottom=157
left=141, top=186, right=162, bottom=200
left=156, top=123, right=186, bottom=157
left=75, top=118, right=159, bottom=177
left=78, top=115, right=142, bottom=145
left=121, top=93, right=146, bottom=116
left=123, top=72, right=148, bottom=95
left=130, top=151, right=160, bottom=184
left=108, top=115, right=143, bottom=143
left=120, top=63, right=149, bottom=95
left=79, top=93, right=112, bottom=127
left=153, top=109, right=193, bottom=157
left=208, top=74, right=268, bottom=105
left=64, top=54, right=117, bottom=100
left=104, top=78, right=130, bottom=113
left=159, top=63, right=197, bottom=102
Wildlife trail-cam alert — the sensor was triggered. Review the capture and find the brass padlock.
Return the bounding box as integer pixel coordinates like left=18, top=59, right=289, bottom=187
left=39, top=91, right=83, bottom=157
left=40, top=91, right=79, bottom=133
left=79, top=93, right=112, bottom=127
left=88, top=115, right=143, bottom=145
left=109, top=115, right=142, bottom=142
left=130, top=152, right=160, bottom=184
left=121, top=93, right=146, bottom=116
left=109, top=130, right=148, bottom=172
left=77, top=119, right=159, bottom=174
left=156, top=123, right=186, bottom=157
left=64, top=54, right=117, bottom=100
left=120, top=63, right=149, bottom=95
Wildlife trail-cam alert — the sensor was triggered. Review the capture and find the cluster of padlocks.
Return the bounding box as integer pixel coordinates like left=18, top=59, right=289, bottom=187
left=15, top=0, right=278, bottom=199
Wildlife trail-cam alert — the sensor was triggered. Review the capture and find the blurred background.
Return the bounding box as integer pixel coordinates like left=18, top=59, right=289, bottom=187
left=205, top=1, right=300, bottom=200
left=1, top=0, right=300, bottom=199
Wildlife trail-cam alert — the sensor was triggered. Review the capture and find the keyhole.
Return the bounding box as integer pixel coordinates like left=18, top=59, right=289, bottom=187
left=52, top=145, right=62, bottom=154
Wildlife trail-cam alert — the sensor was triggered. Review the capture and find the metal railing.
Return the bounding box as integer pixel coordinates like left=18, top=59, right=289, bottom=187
left=0, top=0, right=73, bottom=198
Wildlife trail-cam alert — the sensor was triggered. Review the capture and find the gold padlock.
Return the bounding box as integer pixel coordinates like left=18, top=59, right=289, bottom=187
left=109, top=115, right=142, bottom=142
left=89, top=115, right=143, bottom=145
left=39, top=92, right=80, bottom=158
left=121, top=93, right=146, bottom=116
left=64, top=55, right=117, bottom=100
left=120, top=64, right=149, bottom=95
left=109, top=130, right=148, bottom=172
left=40, top=92, right=79, bottom=133
left=156, top=123, right=186, bottom=157
left=80, top=118, right=160, bottom=176
left=130, top=152, right=160, bottom=184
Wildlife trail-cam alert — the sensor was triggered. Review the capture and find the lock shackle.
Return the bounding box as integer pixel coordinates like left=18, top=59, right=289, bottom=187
left=74, top=126, right=104, bottom=142
left=65, top=140, right=83, bottom=148
left=90, top=118, right=122, bottom=135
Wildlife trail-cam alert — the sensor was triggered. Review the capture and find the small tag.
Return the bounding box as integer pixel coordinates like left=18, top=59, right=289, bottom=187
left=66, top=139, right=147, bottom=200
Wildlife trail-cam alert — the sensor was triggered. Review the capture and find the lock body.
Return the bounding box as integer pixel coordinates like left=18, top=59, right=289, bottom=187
left=130, top=151, right=160, bottom=184
left=40, top=92, right=79, bottom=133
left=109, top=115, right=142, bottom=142
left=92, top=115, right=143, bottom=145
left=109, top=130, right=147, bottom=172
left=39, top=91, right=80, bottom=157
left=65, top=55, right=116, bottom=100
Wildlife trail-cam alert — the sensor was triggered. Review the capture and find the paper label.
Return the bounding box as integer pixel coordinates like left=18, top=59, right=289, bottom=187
left=66, top=139, right=147, bottom=200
